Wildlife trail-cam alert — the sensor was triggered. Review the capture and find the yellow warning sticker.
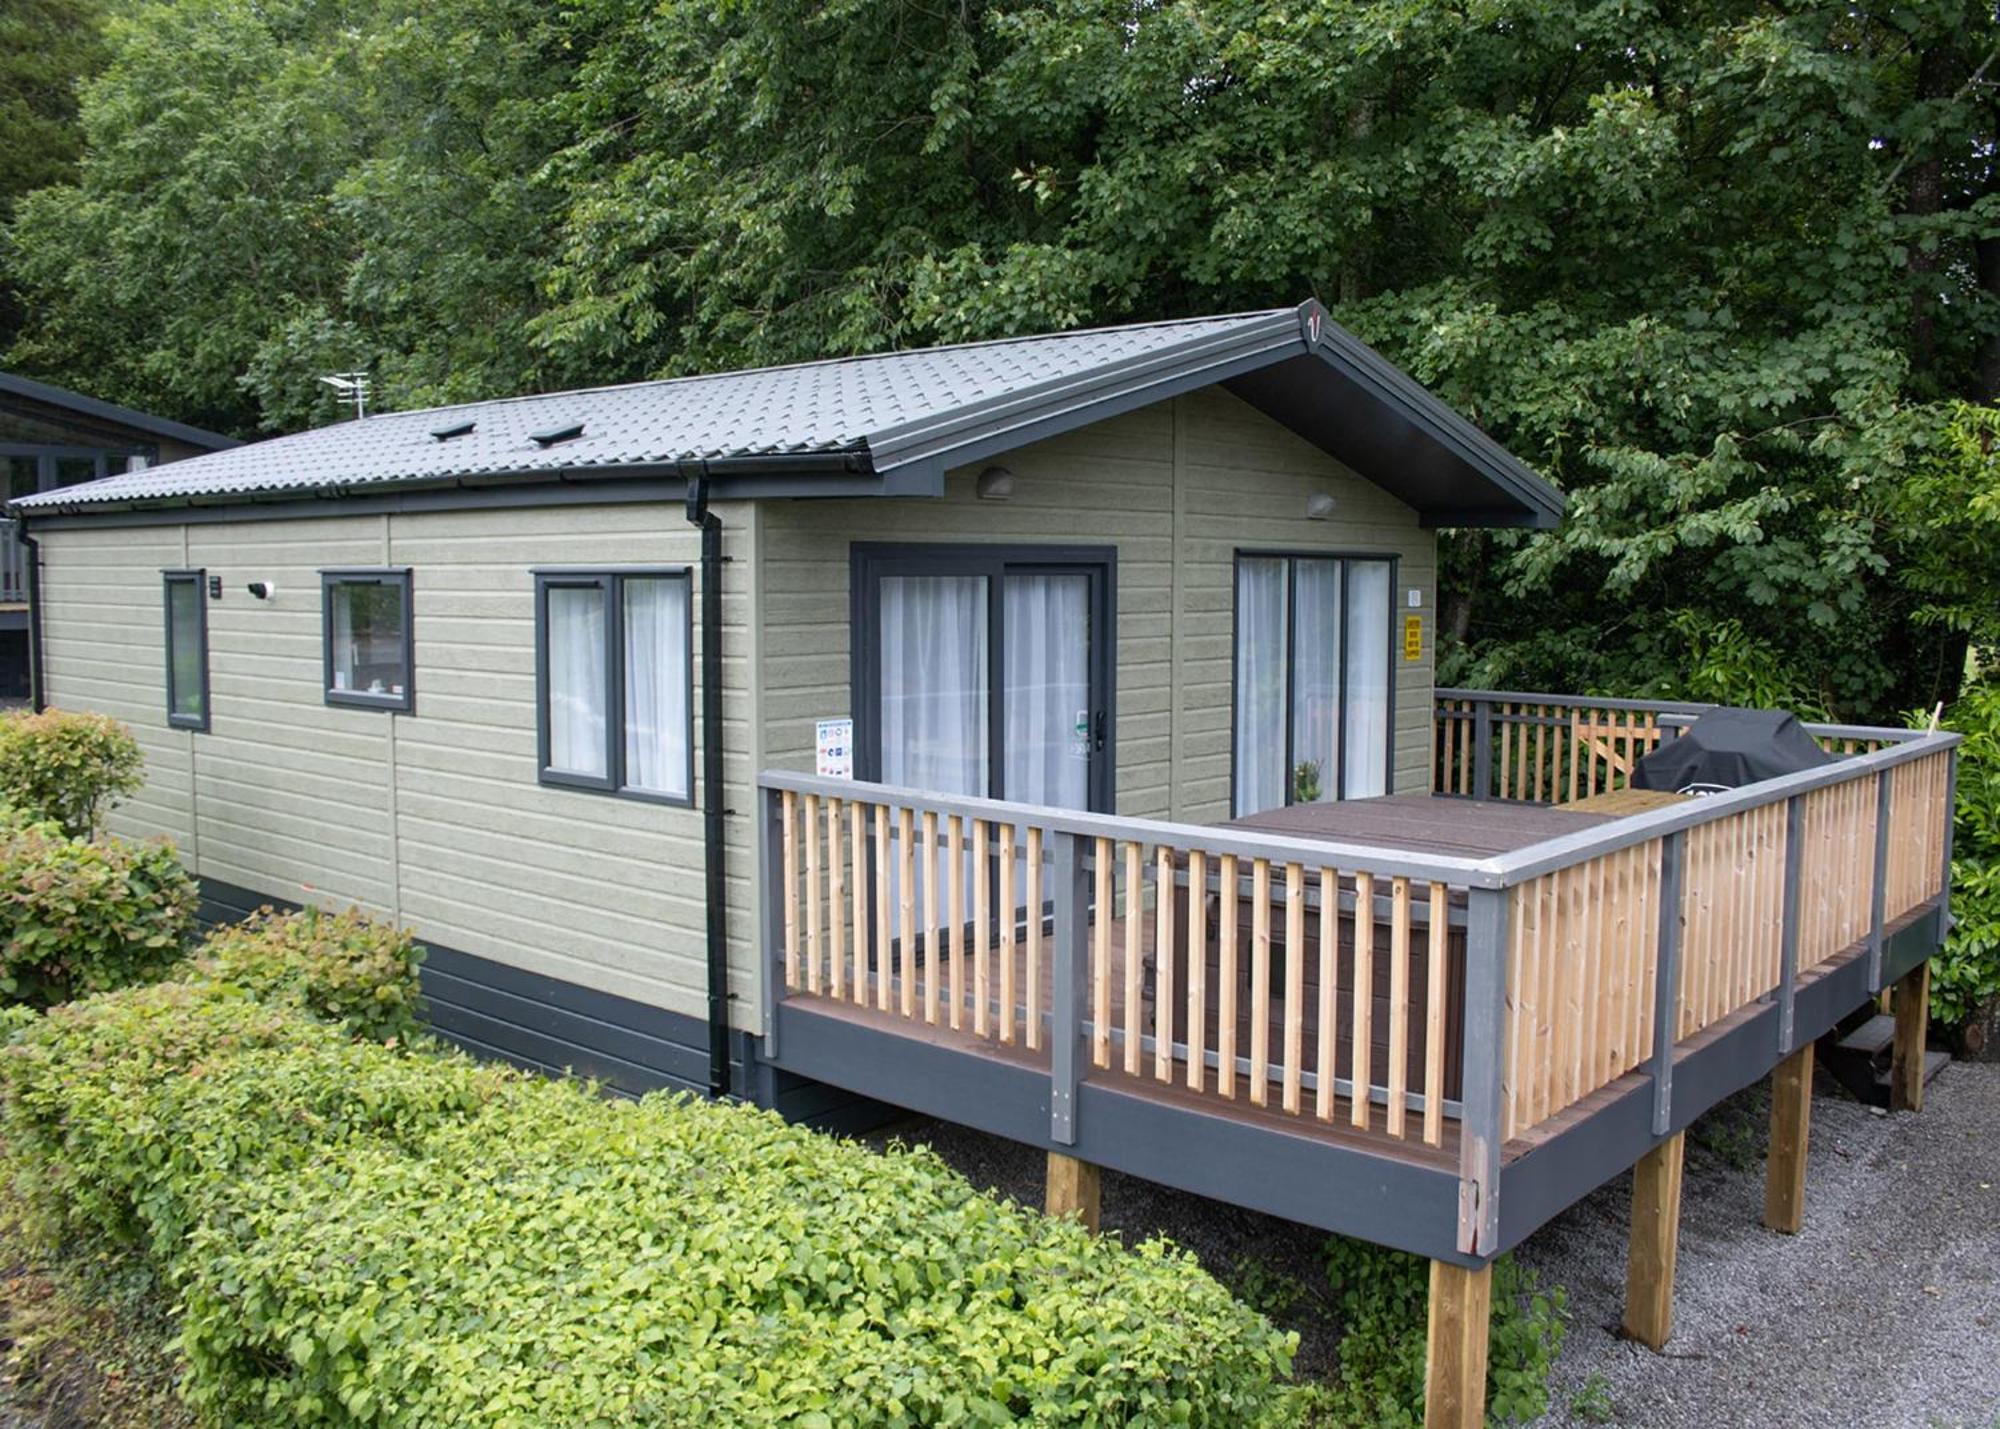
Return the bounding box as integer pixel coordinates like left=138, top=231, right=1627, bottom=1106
left=1403, top=614, right=1423, bottom=662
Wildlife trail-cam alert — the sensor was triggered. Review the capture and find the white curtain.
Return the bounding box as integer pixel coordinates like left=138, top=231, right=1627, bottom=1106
left=167, top=579, right=202, bottom=718
left=880, top=576, right=989, bottom=795
left=1290, top=559, right=1341, bottom=803
left=1233, top=557, right=1289, bottom=816
left=623, top=577, right=689, bottom=798
left=1003, top=573, right=1090, bottom=811
left=548, top=584, right=608, bottom=777
left=1343, top=561, right=1392, bottom=798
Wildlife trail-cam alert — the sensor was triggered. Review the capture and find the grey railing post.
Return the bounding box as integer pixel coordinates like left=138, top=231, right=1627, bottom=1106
left=1940, top=747, right=1958, bottom=932
left=1649, top=830, right=1686, bottom=1136
left=1472, top=696, right=1495, bottom=801
left=1776, top=796, right=1804, bottom=1055
left=1049, top=832, right=1090, bottom=1146
left=1457, top=885, right=1508, bottom=1256
left=1869, top=769, right=1892, bottom=991
left=759, top=786, right=787, bottom=1059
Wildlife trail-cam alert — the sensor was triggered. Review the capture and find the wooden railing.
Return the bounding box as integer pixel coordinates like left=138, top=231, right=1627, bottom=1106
left=1433, top=690, right=1903, bottom=804
left=765, top=783, right=1485, bottom=1149
left=760, top=699, right=1958, bottom=1256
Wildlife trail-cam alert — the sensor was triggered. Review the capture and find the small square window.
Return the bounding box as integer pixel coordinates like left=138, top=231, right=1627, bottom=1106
left=535, top=569, right=692, bottom=804
left=162, top=570, right=209, bottom=731
left=323, top=569, right=413, bottom=712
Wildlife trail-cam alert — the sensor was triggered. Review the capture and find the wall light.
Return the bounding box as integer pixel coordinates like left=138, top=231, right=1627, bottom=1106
left=976, top=466, right=1016, bottom=501
left=1305, top=492, right=1337, bottom=521
left=247, top=581, right=276, bottom=600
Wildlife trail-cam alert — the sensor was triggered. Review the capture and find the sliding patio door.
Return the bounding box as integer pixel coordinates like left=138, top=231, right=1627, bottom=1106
left=1233, top=552, right=1396, bottom=816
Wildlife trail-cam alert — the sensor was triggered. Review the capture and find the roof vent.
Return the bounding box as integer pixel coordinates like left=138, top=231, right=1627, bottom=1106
left=530, top=421, right=585, bottom=447
left=430, top=420, right=476, bottom=441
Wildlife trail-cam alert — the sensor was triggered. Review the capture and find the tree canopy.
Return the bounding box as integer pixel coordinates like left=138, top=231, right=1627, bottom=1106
left=5, top=0, right=1997, bottom=719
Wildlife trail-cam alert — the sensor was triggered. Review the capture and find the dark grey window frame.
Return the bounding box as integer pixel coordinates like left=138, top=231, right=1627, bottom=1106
left=533, top=567, right=696, bottom=808
left=321, top=567, right=415, bottom=713
left=849, top=542, right=1118, bottom=815
left=161, top=569, right=209, bottom=732
left=1229, top=549, right=1399, bottom=815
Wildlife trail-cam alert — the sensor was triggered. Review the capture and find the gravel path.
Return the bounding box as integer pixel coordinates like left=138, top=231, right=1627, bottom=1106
left=881, top=1061, right=2000, bottom=1427
left=1525, top=1061, right=2000, bottom=1429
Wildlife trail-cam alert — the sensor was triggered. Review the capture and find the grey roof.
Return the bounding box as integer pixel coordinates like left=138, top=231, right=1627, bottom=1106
left=0, top=372, right=239, bottom=452
left=11, top=302, right=1563, bottom=528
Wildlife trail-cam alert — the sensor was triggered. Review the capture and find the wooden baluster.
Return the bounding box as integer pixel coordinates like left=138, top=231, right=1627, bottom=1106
left=946, top=814, right=964, bottom=1030
left=827, top=798, right=847, bottom=1001
left=804, top=794, right=823, bottom=994
left=1425, top=880, right=1449, bottom=1148
left=897, top=808, right=915, bottom=1017
left=1156, top=846, right=1177, bottom=1082
left=1282, top=862, right=1305, bottom=1113
left=1250, top=857, right=1272, bottom=1106
left=781, top=790, right=800, bottom=990
left=1187, top=850, right=1208, bottom=1092
left=972, top=817, right=990, bottom=1036
left=1093, top=838, right=1112, bottom=1068
left=1568, top=710, right=1583, bottom=804
left=849, top=801, right=868, bottom=1007
left=1316, top=867, right=1339, bottom=1120
left=921, top=810, right=939, bottom=1023
left=1387, top=876, right=1412, bottom=1138
left=874, top=804, right=890, bottom=1012
left=1123, top=841, right=1144, bottom=1075
left=1025, top=826, right=1043, bottom=1051
left=1218, top=855, right=1238, bottom=1098
left=1351, top=871, right=1375, bottom=1130
left=998, top=822, right=1016, bottom=1044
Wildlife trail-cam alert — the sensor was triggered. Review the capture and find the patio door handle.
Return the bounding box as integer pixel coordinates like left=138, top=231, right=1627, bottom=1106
left=1093, top=710, right=1106, bottom=752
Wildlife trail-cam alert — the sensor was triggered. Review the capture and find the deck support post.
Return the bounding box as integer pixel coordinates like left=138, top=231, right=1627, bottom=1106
left=1044, top=1151, right=1100, bottom=1234
left=1890, top=961, right=1930, bottom=1113
left=1649, top=830, right=1686, bottom=1135
left=1622, top=1132, right=1686, bottom=1352
left=1048, top=832, right=1089, bottom=1144
left=759, top=788, right=787, bottom=1059
left=1763, top=1043, right=1813, bottom=1233
left=1423, top=1259, right=1491, bottom=1429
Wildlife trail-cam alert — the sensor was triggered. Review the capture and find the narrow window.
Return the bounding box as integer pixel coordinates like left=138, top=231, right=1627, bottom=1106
left=323, top=569, right=413, bottom=712
left=162, top=570, right=208, bottom=731
left=1232, top=553, right=1395, bottom=815
left=536, top=569, right=692, bottom=804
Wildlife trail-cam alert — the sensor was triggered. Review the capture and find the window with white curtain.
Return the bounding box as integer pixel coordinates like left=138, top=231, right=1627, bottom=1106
left=1232, top=553, right=1395, bottom=815
left=536, top=569, right=691, bottom=803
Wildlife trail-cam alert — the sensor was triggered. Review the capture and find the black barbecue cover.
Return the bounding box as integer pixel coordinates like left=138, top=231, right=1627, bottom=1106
left=1630, top=708, right=1834, bottom=794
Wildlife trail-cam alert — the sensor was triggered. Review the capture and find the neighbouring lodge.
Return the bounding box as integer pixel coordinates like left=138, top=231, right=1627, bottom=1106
left=12, top=302, right=1956, bottom=1427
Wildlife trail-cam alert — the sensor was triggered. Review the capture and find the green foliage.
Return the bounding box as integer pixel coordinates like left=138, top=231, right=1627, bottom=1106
left=0, top=822, right=196, bottom=1009
left=0, top=980, right=1300, bottom=1425
left=0, top=710, right=145, bottom=840
left=1293, top=759, right=1323, bottom=805
left=1318, top=1237, right=1566, bottom=1427
left=195, top=904, right=425, bottom=1043
left=1933, top=682, right=2000, bottom=1028
left=1568, top=1373, right=1616, bottom=1424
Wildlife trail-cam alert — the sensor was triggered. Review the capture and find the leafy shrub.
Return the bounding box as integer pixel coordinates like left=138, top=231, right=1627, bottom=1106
left=0, top=710, right=145, bottom=839
left=0, top=822, right=196, bottom=1009
left=0, top=982, right=1299, bottom=1426
left=195, top=905, right=425, bottom=1043
left=1314, top=1236, right=1566, bottom=1427
left=1932, top=683, right=2000, bottom=1029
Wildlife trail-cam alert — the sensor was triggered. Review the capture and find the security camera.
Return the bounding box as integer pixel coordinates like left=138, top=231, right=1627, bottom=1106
left=247, top=581, right=276, bottom=600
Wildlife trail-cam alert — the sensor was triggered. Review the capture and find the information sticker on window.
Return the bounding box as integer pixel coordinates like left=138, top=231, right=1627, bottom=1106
left=816, top=718, right=854, bottom=779
left=1070, top=709, right=1091, bottom=759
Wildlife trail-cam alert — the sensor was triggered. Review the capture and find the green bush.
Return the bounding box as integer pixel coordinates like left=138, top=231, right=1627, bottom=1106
left=0, top=709, right=145, bottom=839
left=1309, top=1237, right=1566, bottom=1427
left=0, top=821, right=197, bottom=1009
left=1, top=982, right=1300, bottom=1426
left=195, top=905, right=426, bottom=1043
left=1933, top=683, right=2000, bottom=1028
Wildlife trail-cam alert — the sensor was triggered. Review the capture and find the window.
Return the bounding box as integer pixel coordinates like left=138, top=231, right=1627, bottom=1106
left=1232, top=553, right=1394, bottom=816
left=162, top=570, right=208, bottom=731
left=535, top=570, right=692, bottom=804
left=323, top=569, right=414, bottom=711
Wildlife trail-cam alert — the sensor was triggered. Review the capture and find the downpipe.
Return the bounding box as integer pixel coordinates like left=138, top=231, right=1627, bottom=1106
left=685, top=469, right=731, bottom=1099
